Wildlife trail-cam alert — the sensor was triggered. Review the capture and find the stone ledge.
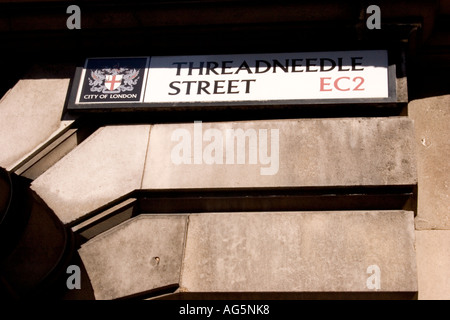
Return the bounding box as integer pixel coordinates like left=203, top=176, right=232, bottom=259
left=142, top=117, right=417, bottom=189
left=181, top=211, right=417, bottom=294
left=31, top=125, right=151, bottom=225
left=78, top=210, right=417, bottom=299
left=0, top=75, right=73, bottom=170
left=78, top=214, right=188, bottom=300
left=31, top=117, right=417, bottom=225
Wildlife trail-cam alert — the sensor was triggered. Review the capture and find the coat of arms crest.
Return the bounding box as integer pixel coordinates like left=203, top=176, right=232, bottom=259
left=89, top=68, right=140, bottom=94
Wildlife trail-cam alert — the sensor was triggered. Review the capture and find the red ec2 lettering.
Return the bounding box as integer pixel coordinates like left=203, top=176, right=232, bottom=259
left=320, top=77, right=365, bottom=92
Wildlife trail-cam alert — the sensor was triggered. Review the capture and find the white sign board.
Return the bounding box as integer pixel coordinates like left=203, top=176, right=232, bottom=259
left=144, top=50, right=389, bottom=103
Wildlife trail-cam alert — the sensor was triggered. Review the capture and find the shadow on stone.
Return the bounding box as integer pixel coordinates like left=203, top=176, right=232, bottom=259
left=0, top=168, right=90, bottom=299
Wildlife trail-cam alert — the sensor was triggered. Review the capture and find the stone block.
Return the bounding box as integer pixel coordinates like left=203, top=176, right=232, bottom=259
left=408, top=95, right=450, bottom=229
left=31, top=125, right=150, bottom=225
left=79, top=214, right=188, bottom=300
left=0, top=64, right=74, bottom=169
left=142, top=117, right=417, bottom=189
left=181, top=211, right=417, bottom=295
left=415, top=230, right=450, bottom=300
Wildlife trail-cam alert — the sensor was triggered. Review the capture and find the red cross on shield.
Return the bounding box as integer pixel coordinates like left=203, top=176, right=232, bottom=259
left=105, top=74, right=123, bottom=91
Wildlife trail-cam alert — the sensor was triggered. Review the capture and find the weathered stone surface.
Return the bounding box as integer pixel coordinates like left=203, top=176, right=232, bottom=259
left=0, top=64, right=74, bottom=169
left=142, top=118, right=417, bottom=189
left=415, top=230, right=450, bottom=300
left=181, top=211, right=417, bottom=293
left=79, top=214, right=188, bottom=300
left=408, top=95, right=450, bottom=229
left=31, top=125, right=150, bottom=225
